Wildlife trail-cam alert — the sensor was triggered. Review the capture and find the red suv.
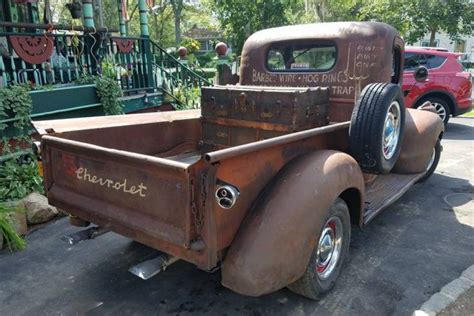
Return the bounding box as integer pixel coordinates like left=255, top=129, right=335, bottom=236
left=403, top=47, right=473, bottom=124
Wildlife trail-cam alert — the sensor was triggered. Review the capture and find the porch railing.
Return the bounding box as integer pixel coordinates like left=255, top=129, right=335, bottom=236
left=0, top=30, right=212, bottom=107
left=149, top=40, right=211, bottom=108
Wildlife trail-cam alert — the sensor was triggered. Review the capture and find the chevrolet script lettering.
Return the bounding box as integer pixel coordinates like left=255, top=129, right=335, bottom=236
left=75, top=167, right=147, bottom=197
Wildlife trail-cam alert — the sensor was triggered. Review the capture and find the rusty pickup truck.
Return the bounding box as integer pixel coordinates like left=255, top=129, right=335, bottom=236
left=34, top=22, right=444, bottom=299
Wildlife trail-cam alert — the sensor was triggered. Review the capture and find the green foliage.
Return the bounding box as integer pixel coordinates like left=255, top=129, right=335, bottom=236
left=173, top=85, right=201, bottom=110
left=0, top=158, right=43, bottom=202
left=0, top=204, right=26, bottom=251
left=75, top=74, right=97, bottom=85
left=403, top=0, right=473, bottom=45
left=208, top=0, right=295, bottom=54
left=95, top=77, right=124, bottom=115
left=100, top=56, right=118, bottom=80
left=0, top=85, right=33, bottom=136
left=180, top=37, right=201, bottom=55
left=75, top=75, right=124, bottom=115
left=355, top=0, right=473, bottom=45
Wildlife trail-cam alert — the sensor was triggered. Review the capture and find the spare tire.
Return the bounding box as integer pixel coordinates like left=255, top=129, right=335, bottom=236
left=349, top=83, right=405, bottom=174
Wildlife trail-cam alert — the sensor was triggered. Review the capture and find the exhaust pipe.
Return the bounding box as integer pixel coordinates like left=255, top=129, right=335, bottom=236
left=215, top=185, right=240, bottom=209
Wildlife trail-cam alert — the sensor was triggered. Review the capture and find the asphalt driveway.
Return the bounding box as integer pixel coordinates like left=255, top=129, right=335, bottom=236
left=0, top=117, right=473, bottom=316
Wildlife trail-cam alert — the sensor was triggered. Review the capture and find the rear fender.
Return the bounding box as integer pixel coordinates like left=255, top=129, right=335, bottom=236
left=393, top=108, right=444, bottom=174
left=221, top=150, right=364, bottom=296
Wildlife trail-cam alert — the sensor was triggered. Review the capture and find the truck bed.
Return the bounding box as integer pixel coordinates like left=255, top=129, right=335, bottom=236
left=35, top=110, right=352, bottom=269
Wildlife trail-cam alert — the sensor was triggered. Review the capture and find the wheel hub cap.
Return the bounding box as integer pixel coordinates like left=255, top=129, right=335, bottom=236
left=316, top=217, right=343, bottom=280
left=382, top=101, right=401, bottom=160
left=432, top=102, right=447, bottom=122
left=426, top=147, right=436, bottom=171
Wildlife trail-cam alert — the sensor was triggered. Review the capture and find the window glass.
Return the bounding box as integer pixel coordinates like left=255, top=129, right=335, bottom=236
left=404, top=53, right=427, bottom=70
left=404, top=53, right=419, bottom=70
left=267, top=50, right=285, bottom=70
left=392, top=46, right=402, bottom=83
left=405, top=53, right=447, bottom=70
left=425, top=54, right=446, bottom=69
left=267, top=43, right=336, bottom=72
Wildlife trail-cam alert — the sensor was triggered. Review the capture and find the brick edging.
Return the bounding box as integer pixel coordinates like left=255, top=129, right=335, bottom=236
left=413, top=265, right=474, bottom=316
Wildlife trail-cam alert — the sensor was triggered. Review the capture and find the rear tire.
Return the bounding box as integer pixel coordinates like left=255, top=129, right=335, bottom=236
left=417, top=139, right=441, bottom=183
left=417, top=97, right=450, bottom=125
left=288, top=198, right=351, bottom=300
left=349, top=83, right=406, bottom=174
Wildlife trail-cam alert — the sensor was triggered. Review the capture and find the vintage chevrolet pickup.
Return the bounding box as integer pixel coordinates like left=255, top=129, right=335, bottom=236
left=33, top=22, right=444, bottom=299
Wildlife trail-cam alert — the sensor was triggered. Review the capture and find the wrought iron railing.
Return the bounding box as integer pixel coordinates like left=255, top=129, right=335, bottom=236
left=149, top=40, right=211, bottom=108
left=0, top=29, right=212, bottom=107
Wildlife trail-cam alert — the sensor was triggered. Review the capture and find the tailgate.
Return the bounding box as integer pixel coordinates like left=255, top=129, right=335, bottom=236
left=41, top=135, right=194, bottom=248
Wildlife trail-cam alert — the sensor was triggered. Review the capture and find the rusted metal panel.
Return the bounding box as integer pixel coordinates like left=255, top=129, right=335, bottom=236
left=363, top=172, right=423, bottom=223
left=202, top=86, right=329, bottom=127
left=204, top=121, right=350, bottom=163
left=207, top=123, right=352, bottom=254
left=239, top=22, right=402, bottom=122
left=33, top=110, right=200, bottom=134
left=44, top=136, right=192, bottom=244
left=201, top=86, right=329, bottom=147
left=220, top=151, right=364, bottom=296
left=393, top=109, right=444, bottom=174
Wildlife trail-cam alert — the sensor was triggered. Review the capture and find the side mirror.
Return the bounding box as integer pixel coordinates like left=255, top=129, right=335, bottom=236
left=414, top=66, right=428, bottom=82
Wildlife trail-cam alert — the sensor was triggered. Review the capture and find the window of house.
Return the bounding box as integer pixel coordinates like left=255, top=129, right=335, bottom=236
left=267, top=42, right=337, bottom=72
left=454, top=40, right=466, bottom=53
left=421, top=39, right=440, bottom=47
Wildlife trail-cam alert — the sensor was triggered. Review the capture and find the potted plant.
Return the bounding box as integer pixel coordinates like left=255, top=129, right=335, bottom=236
left=65, top=2, right=82, bottom=19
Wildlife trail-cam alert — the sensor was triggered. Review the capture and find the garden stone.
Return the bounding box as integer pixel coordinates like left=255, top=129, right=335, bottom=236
left=23, top=193, right=58, bottom=224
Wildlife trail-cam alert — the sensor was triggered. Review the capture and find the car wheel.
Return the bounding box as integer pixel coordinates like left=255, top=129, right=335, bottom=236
left=418, top=97, right=450, bottom=125
left=417, top=140, right=442, bottom=183
left=349, top=83, right=406, bottom=174
left=287, top=198, right=351, bottom=300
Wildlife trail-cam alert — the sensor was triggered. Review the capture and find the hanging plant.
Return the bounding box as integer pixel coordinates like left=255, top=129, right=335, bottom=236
left=65, top=2, right=82, bottom=19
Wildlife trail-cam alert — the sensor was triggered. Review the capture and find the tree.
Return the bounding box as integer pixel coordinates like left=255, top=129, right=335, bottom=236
left=170, top=0, right=185, bottom=45
left=357, top=0, right=474, bottom=46
left=404, top=0, right=473, bottom=46
left=302, top=0, right=363, bottom=22
left=207, top=0, right=296, bottom=54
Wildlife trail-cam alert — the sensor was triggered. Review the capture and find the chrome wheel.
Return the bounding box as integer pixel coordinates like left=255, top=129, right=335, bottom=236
left=316, top=217, right=343, bottom=280
left=382, top=101, right=402, bottom=160
left=426, top=147, right=436, bottom=171
left=432, top=102, right=447, bottom=122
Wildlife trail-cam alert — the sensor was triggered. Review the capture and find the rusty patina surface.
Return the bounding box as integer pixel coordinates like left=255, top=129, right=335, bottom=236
left=393, top=108, right=444, bottom=174
left=221, top=150, right=364, bottom=296
left=239, top=22, right=404, bottom=122
left=35, top=21, right=445, bottom=298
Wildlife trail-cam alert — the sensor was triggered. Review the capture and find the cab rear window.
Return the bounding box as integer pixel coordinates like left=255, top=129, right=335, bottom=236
left=267, top=42, right=337, bottom=72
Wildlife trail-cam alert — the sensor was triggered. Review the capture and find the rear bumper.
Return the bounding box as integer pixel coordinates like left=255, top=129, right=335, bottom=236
left=454, top=97, right=473, bottom=116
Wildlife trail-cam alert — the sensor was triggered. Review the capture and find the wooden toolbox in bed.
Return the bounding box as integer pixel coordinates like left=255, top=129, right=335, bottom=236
left=200, top=85, right=330, bottom=148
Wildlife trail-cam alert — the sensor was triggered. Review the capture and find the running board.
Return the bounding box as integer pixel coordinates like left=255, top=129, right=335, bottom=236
left=129, top=254, right=179, bottom=280
left=62, top=226, right=110, bottom=245
left=363, top=172, right=424, bottom=224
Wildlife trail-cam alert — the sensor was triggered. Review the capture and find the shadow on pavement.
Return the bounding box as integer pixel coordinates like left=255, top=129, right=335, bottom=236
left=443, top=119, right=474, bottom=141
